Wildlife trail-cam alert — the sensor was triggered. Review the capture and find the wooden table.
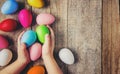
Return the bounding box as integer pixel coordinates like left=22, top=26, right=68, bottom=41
left=0, top=0, right=119, bottom=74
left=102, top=0, right=120, bottom=74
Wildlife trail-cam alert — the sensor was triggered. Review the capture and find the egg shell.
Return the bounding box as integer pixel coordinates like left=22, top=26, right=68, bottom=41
left=0, top=19, right=17, bottom=32
left=21, top=30, right=37, bottom=47
left=18, top=9, right=32, bottom=28
left=36, top=13, right=55, bottom=25
left=36, top=25, right=50, bottom=44
left=1, top=0, right=18, bottom=14
left=27, top=0, right=44, bottom=8
left=0, top=49, right=12, bottom=66
left=0, top=35, right=9, bottom=50
left=27, top=65, right=45, bottom=74
left=29, top=43, right=42, bottom=61
left=59, top=48, right=75, bottom=65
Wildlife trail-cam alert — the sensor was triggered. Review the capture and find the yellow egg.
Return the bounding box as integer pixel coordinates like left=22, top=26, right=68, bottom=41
left=27, top=65, right=45, bottom=74
left=27, top=0, right=44, bottom=8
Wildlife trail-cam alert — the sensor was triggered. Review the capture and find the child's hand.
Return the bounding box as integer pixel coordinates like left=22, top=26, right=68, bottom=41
left=0, top=31, right=31, bottom=74
left=17, top=31, right=30, bottom=64
left=42, top=26, right=55, bottom=59
left=42, top=26, right=63, bottom=74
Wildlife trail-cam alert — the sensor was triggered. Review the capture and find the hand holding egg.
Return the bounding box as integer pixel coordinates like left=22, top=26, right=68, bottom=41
left=20, top=31, right=42, bottom=61
left=17, top=32, right=30, bottom=64
left=42, top=26, right=55, bottom=58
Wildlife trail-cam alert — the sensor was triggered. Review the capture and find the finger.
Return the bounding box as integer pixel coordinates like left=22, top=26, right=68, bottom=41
left=21, top=43, right=26, bottom=50
left=18, top=43, right=26, bottom=54
left=47, top=26, right=55, bottom=50
left=21, top=43, right=28, bottom=54
left=18, top=31, right=25, bottom=46
left=17, top=43, right=30, bottom=62
left=47, top=26, right=55, bottom=42
left=18, top=31, right=25, bottom=41
left=44, top=34, right=51, bottom=47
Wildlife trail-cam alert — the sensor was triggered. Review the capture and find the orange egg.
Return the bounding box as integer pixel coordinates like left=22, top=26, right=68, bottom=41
left=27, top=65, right=45, bottom=74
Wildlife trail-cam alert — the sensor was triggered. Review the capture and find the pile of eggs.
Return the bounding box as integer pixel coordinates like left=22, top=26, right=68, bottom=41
left=0, top=0, right=75, bottom=73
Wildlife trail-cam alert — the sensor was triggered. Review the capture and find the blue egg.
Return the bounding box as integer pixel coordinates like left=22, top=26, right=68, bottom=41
left=21, top=30, right=37, bottom=47
left=1, top=0, right=18, bottom=14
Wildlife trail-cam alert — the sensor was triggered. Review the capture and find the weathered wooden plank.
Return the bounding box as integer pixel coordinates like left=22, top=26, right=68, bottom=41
left=102, top=0, right=112, bottom=74
left=111, top=0, right=120, bottom=74
left=67, top=0, right=101, bottom=74
left=102, top=0, right=120, bottom=74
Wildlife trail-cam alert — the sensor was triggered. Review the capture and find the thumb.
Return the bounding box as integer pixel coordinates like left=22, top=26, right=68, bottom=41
left=18, top=43, right=26, bottom=54
left=21, top=43, right=26, bottom=50
left=44, top=34, right=50, bottom=46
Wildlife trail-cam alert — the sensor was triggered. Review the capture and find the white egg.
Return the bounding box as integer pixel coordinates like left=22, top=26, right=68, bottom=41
left=0, top=49, right=12, bottom=66
left=59, top=48, right=75, bottom=65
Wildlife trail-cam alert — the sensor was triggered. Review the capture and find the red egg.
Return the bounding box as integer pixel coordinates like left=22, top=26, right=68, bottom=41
left=0, top=19, right=17, bottom=32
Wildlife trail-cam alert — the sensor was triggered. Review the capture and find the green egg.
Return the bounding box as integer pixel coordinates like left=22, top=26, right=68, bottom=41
left=36, top=25, right=50, bottom=44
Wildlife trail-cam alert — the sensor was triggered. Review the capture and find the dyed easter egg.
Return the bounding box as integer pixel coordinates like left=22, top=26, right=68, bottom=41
left=27, top=0, right=44, bottom=8
left=0, top=49, right=12, bottom=66
left=0, top=35, right=9, bottom=50
left=0, top=19, right=17, bottom=32
left=1, top=0, right=18, bottom=14
left=18, top=9, right=32, bottom=28
left=29, top=43, right=42, bottom=61
left=27, top=65, right=45, bottom=74
left=36, top=13, right=55, bottom=25
left=21, top=30, right=37, bottom=47
left=59, top=48, right=75, bottom=65
left=36, top=25, right=50, bottom=44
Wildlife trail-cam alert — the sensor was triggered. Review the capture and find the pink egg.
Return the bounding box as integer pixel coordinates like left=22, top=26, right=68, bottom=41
left=36, top=13, right=55, bottom=25
left=29, top=43, right=42, bottom=61
left=18, top=9, right=32, bottom=28
left=0, top=35, right=9, bottom=50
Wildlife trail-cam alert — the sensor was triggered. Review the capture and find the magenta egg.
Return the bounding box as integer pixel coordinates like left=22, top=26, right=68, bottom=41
left=36, top=13, right=55, bottom=25
left=29, top=42, right=42, bottom=61
left=0, top=35, right=9, bottom=50
left=18, top=9, right=32, bottom=28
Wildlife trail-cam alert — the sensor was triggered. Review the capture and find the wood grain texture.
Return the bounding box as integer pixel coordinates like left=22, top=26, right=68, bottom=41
left=102, top=0, right=120, bottom=74
left=67, top=0, right=101, bottom=74
left=0, top=0, right=101, bottom=74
